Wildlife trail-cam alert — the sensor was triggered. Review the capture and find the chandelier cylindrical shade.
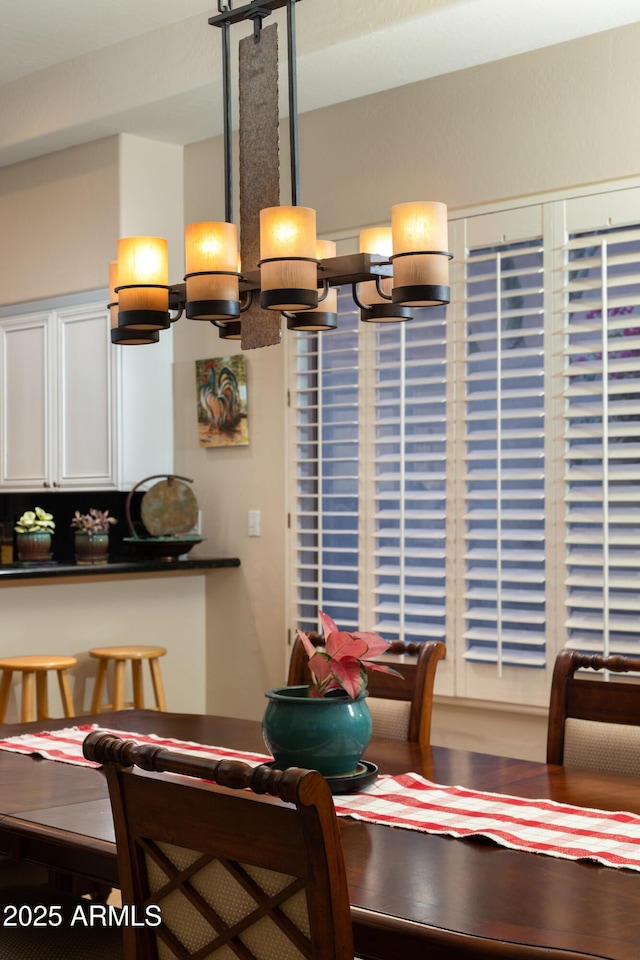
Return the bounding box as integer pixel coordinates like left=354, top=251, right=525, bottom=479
left=287, top=239, right=337, bottom=331
left=359, top=227, right=393, bottom=306
left=213, top=320, right=242, bottom=340
left=259, top=206, right=318, bottom=311
left=116, top=236, right=171, bottom=330
left=357, top=227, right=412, bottom=322
left=109, top=259, right=160, bottom=345
left=185, top=221, right=240, bottom=320
left=391, top=201, right=450, bottom=306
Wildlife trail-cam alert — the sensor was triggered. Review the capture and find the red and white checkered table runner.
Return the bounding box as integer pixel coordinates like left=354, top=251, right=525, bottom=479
left=0, top=724, right=270, bottom=767
left=2, top=724, right=640, bottom=872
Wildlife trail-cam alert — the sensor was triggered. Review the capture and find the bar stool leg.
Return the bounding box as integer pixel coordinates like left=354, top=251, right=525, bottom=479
left=149, top=657, right=167, bottom=711
left=112, top=660, right=126, bottom=711
left=21, top=671, right=36, bottom=723
left=132, top=660, right=144, bottom=709
left=91, top=660, right=108, bottom=713
left=36, top=671, right=49, bottom=720
left=0, top=670, right=13, bottom=723
left=57, top=670, right=75, bottom=718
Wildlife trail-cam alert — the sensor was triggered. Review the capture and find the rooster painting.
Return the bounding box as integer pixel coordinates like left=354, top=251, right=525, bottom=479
left=196, top=356, right=248, bottom=447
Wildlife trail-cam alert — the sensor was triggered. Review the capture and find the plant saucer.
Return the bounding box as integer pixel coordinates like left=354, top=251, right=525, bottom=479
left=324, top=760, right=378, bottom=795
left=261, top=759, right=378, bottom=794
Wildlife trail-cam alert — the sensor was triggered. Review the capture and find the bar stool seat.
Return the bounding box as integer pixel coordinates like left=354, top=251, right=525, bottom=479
left=0, top=655, right=77, bottom=723
left=89, top=644, right=167, bottom=713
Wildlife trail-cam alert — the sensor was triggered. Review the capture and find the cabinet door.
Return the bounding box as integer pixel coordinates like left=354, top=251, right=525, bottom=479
left=56, top=305, right=116, bottom=488
left=0, top=312, right=54, bottom=489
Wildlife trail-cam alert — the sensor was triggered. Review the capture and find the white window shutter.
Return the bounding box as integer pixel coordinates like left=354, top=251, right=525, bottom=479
left=562, top=208, right=640, bottom=658
left=291, top=291, right=360, bottom=633
left=289, top=183, right=640, bottom=706
left=372, top=306, right=449, bottom=642
left=462, top=225, right=546, bottom=673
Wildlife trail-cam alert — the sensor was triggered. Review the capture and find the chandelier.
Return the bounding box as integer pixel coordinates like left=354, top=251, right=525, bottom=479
left=108, top=0, right=451, bottom=349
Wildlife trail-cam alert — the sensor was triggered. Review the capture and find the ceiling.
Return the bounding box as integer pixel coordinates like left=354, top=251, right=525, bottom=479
left=1, top=0, right=640, bottom=168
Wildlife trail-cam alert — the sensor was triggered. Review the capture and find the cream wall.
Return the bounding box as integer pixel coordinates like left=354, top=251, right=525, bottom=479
left=299, top=23, right=640, bottom=230
left=178, top=23, right=640, bottom=759
left=0, top=138, right=120, bottom=305
left=0, top=134, right=185, bottom=307
left=0, top=574, right=207, bottom=723
left=173, top=314, right=287, bottom=721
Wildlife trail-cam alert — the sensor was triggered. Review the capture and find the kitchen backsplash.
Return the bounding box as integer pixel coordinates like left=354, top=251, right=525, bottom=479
left=0, top=490, right=144, bottom=563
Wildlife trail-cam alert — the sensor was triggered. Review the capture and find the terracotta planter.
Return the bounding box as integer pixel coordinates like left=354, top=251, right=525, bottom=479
left=16, top=532, right=52, bottom=563
left=74, top=533, right=109, bottom=565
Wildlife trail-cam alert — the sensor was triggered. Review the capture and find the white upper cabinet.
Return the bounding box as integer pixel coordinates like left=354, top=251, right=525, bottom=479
left=0, top=301, right=173, bottom=491
left=57, top=304, right=115, bottom=488
left=0, top=311, right=53, bottom=488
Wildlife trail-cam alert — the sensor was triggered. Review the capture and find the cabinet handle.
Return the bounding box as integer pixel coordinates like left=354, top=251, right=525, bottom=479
left=43, top=481, right=51, bottom=488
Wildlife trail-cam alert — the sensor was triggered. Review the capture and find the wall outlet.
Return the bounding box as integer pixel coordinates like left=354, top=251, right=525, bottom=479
left=248, top=509, right=261, bottom=537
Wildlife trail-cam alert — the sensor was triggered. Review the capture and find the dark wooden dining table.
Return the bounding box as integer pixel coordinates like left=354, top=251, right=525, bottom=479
left=1, top=709, right=639, bottom=959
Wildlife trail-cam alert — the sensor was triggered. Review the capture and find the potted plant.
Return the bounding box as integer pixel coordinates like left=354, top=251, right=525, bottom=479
left=71, top=509, right=117, bottom=565
left=262, top=611, right=402, bottom=778
left=15, top=507, right=55, bottom=563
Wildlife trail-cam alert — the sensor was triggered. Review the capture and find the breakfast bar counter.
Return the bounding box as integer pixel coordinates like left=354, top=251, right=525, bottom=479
left=0, top=555, right=240, bottom=583
left=0, top=555, right=241, bottom=723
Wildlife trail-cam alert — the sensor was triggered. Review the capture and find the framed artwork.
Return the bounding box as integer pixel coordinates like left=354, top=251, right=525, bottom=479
left=195, top=355, right=249, bottom=448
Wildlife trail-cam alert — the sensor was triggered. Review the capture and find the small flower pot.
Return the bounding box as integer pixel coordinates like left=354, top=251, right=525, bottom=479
left=16, top=532, right=52, bottom=563
left=262, top=685, right=372, bottom=778
left=74, top=533, right=109, bottom=565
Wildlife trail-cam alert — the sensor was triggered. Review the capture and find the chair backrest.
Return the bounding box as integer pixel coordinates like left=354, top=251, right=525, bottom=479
left=288, top=636, right=446, bottom=746
left=83, top=731, right=354, bottom=960
left=546, top=649, right=640, bottom=774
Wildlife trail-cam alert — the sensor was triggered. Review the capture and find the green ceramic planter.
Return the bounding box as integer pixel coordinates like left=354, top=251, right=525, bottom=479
left=74, top=533, right=109, bottom=565
left=16, top=531, right=52, bottom=563
left=262, top=685, right=372, bottom=778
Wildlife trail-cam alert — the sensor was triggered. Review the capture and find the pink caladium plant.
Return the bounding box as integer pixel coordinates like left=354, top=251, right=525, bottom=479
left=298, top=610, right=403, bottom=699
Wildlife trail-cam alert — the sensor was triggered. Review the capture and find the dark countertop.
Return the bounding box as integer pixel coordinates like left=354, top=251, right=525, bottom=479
left=0, top=555, right=240, bottom=582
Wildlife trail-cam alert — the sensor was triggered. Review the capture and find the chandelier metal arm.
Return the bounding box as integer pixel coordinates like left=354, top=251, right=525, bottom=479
left=374, top=274, right=393, bottom=301
left=240, top=290, right=254, bottom=312
left=319, top=253, right=392, bottom=287
left=350, top=283, right=368, bottom=312
left=391, top=249, right=454, bottom=261
left=317, top=278, right=330, bottom=304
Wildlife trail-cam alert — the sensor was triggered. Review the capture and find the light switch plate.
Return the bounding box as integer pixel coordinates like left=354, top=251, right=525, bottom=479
left=248, top=509, right=261, bottom=537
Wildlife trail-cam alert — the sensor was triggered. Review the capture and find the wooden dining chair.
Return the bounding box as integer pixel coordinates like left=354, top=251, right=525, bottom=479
left=546, top=649, right=640, bottom=774
left=288, top=634, right=446, bottom=746
left=83, top=730, right=355, bottom=960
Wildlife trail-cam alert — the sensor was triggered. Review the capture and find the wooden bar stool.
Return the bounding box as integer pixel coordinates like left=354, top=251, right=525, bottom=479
left=89, top=645, right=167, bottom=713
left=0, top=655, right=77, bottom=723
